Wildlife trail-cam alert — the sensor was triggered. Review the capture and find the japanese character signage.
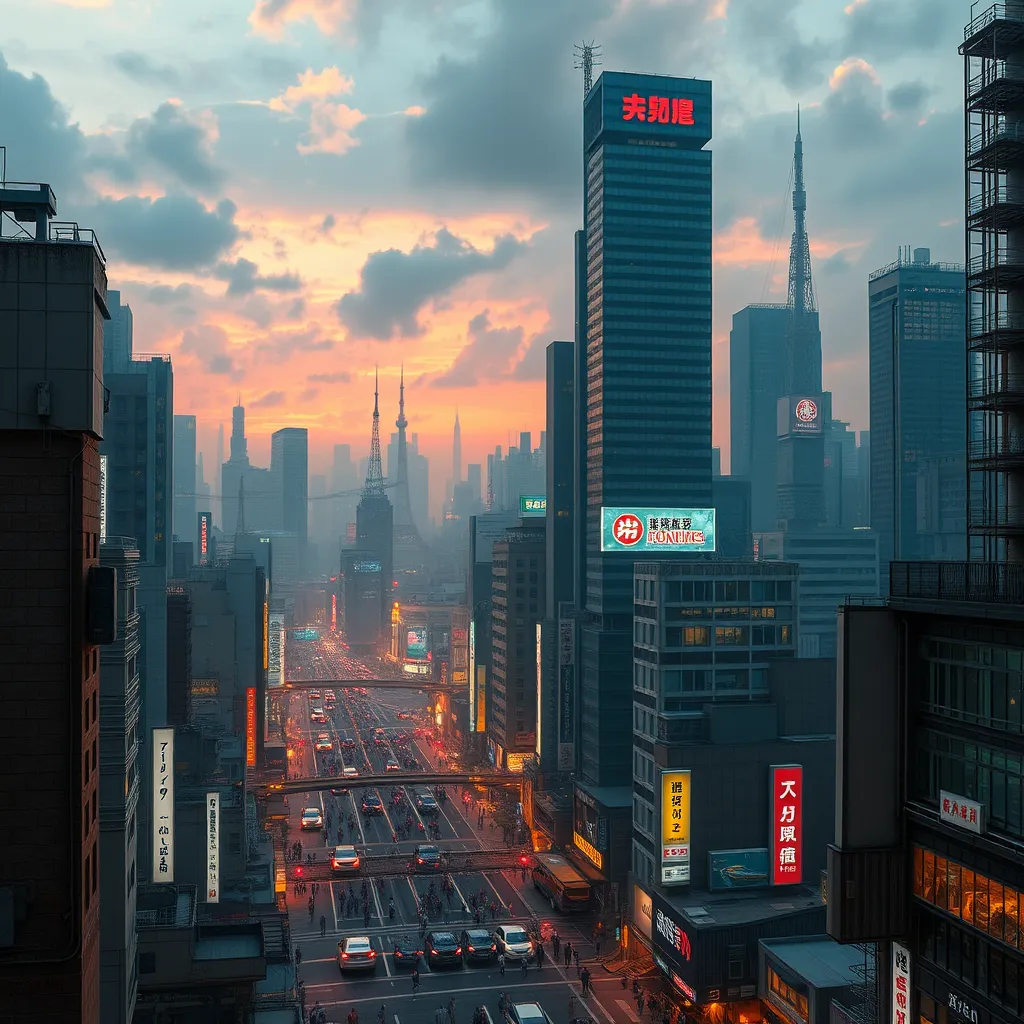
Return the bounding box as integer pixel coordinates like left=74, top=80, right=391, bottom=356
left=891, top=942, right=910, bottom=1024
left=652, top=897, right=694, bottom=977
left=152, top=727, right=175, bottom=882
left=947, top=991, right=981, bottom=1024
left=198, top=511, right=211, bottom=562
left=622, top=93, right=695, bottom=126
left=245, top=687, right=257, bottom=767
left=601, top=507, right=716, bottom=553
left=660, top=770, right=691, bottom=884
left=939, top=791, right=984, bottom=835
left=519, top=495, right=546, bottom=517
left=206, top=791, right=220, bottom=904
left=771, top=765, right=803, bottom=885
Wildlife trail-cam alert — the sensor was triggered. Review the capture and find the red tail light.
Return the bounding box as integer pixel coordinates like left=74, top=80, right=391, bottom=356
left=369, top=950, right=377, bottom=958
left=456, top=947, right=462, bottom=955
left=467, top=945, right=475, bottom=952
left=342, top=952, right=349, bottom=959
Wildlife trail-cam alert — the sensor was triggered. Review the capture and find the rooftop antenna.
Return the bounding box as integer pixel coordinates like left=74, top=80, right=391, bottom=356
left=574, top=41, right=602, bottom=95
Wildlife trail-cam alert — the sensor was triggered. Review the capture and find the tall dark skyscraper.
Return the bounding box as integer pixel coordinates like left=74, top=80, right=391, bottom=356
left=173, top=414, right=197, bottom=552
left=576, top=71, right=713, bottom=789
left=390, top=368, right=426, bottom=568
left=868, top=249, right=966, bottom=592
left=271, top=427, right=309, bottom=572
left=452, top=409, right=462, bottom=492
left=776, top=115, right=825, bottom=529
left=729, top=304, right=787, bottom=531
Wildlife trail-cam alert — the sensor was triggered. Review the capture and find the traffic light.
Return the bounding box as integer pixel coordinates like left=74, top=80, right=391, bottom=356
left=296, top=866, right=303, bottom=876
left=519, top=855, right=530, bottom=866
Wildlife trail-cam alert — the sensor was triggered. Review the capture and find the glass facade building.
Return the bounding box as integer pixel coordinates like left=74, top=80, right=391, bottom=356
left=576, top=71, right=713, bottom=788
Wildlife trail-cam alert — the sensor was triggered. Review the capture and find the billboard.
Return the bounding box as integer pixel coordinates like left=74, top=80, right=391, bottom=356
left=263, top=601, right=269, bottom=671
left=778, top=395, right=823, bottom=436
left=99, top=454, right=108, bottom=544
left=354, top=559, right=382, bottom=574
left=268, top=613, right=284, bottom=688
left=536, top=623, right=543, bottom=756
left=198, top=511, right=211, bottom=562
left=245, top=688, right=257, bottom=767
left=708, top=848, right=770, bottom=891
left=519, top=495, right=546, bottom=517
left=406, top=626, right=428, bottom=661
left=206, top=792, right=220, bottom=903
left=651, top=893, right=695, bottom=978
left=475, top=664, right=487, bottom=732
left=770, top=765, right=803, bottom=885
left=331, top=592, right=337, bottom=631
left=152, top=728, right=175, bottom=881
left=558, top=618, right=575, bottom=771
left=468, top=620, right=477, bottom=729
left=660, top=769, right=691, bottom=884
left=601, top=508, right=716, bottom=553
left=632, top=884, right=653, bottom=941
left=891, top=943, right=910, bottom=1024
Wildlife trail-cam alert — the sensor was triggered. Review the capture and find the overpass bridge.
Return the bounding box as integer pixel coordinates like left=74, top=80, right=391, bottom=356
left=282, top=679, right=462, bottom=691
left=258, top=770, right=517, bottom=797
left=287, top=847, right=531, bottom=882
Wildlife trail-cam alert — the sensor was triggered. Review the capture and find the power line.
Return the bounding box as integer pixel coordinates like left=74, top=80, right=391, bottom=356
left=174, top=480, right=397, bottom=503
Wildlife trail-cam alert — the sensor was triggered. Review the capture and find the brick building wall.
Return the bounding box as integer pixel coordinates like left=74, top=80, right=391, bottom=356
left=0, top=430, right=101, bottom=1023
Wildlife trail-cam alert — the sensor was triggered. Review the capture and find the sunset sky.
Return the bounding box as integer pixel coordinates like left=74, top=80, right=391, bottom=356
left=2, top=0, right=962, bottom=515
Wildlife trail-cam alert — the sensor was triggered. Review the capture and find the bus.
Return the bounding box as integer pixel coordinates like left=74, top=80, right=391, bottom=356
left=531, top=852, right=591, bottom=912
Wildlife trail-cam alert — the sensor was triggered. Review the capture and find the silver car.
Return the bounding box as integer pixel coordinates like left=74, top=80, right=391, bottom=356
left=338, top=935, right=378, bottom=972
left=494, top=925, right=533, bottom=961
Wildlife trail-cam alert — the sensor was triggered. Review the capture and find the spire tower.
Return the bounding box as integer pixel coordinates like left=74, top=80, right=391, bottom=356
left=393, top=365, right=418, bottom=531
left=363, top=367, right=385, bottom=498
left=452, top=409, right=462, bottom=489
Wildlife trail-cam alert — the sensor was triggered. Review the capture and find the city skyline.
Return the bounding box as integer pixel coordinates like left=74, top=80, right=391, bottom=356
left=0, top=0, right=964, bottom=480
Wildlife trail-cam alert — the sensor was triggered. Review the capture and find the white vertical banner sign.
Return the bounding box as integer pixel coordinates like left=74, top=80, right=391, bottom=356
left=891, top=942, right=910, bottom=1024
left=535, top=623, right=543, bottom=756
left=206, top=792, right=220, bottom=904
left=99, top=454, right=108, bottom=544
left=152, top=727, right=175, bottom=881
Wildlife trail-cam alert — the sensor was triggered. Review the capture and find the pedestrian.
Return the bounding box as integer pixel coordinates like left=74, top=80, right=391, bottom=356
left=378, top=1005, right=387, bottom=1024
left=521, top=956, right=529, bottom=977
left=435, top=1005, right=448, bottom=1024
left=595, top=935, right=602, bottom=955
left=552, top=931, right=560, bottom=958
left=348, top=1008, right=359, bottom=1024
left=564, top=941, right=572, bottom=968
left=536, top=942, right=544, bottom=969
left=448, top=996, right=456, bottom=1024
left=320, top=914, right=326, bottom=937
left=498, top=953, right=506, bottom=977
left=637, top=992, right=645, bottom=1015
left=412, top=968, right=421, bottom=993
left=295, top=945, right=302, bottom=967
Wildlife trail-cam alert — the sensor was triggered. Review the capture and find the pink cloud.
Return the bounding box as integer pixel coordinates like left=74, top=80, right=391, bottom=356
left=249, top=0, right=355, bottom=40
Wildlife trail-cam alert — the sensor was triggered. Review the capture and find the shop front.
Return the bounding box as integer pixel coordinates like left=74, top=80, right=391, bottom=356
left=566, top=782, right=632, bottom=918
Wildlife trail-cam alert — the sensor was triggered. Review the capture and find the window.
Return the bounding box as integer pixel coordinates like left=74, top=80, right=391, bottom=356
left=768, top=966, right=808, bottom=1021
left=138, top=951, right=156, bottom=975
left=715, top=626, right=747, bottom=646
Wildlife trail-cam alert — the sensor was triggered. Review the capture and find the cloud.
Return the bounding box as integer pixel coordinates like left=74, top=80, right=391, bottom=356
left=112, top=51, right=181, bottom=88
left=298, top=387, right=319, bottom=401
left=88, top=195, right=240, bottom=270
left=829, top=57, right=880, bottom=91
left=214, top=257, right=302, bottom=296
left=268, top=67, right=354, bottom=111
left=249, top=0, right=356, bottom=40
left=124, top=101, right=225, bottom=192
left=147, top=283, right=196, bottom=305
left=842, top=0, right=957, bottom=60
left=286, top=298, right=307, bottom=319
left=887, top=80, right=929, bottom=114
left=432, top=310, right=533, bottom=388
left=320, top=213, right=336, bottom=233
left=180, top=324, right=244, bottom=380
left=336, top=228, right=527, bottom=340
left=250, top=389, right=287, bottom=407
left=308, top=371, right=352, bottom=383
left=254, top=326, right=335, bottom=363
left=268, top=66, right=365, bottom=155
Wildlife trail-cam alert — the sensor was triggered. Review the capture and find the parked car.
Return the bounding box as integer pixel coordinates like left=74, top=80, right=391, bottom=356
left=494, top=925, right=533, bottom=961
left=412, top=844, right=441, bottom=870
left=424, top=931, right=462, bottom=967
left=460, top=928, right=497, bottom=963
left=337, top=936, right=377, bottom=972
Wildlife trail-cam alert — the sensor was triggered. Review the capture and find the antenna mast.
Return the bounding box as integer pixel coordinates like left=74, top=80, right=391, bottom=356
left=574, top=41, right=602, bottom=95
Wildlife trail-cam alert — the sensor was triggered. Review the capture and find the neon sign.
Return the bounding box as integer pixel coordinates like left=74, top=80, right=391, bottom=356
left=622, top=93, right=694, bottom=125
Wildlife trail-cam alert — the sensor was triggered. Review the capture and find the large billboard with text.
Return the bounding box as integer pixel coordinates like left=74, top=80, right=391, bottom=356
left=152, top=728, right=175, bottom=881
left=268, top=613, right=284, bottom=687
left=601, top=508, right=716, bottom=553
left=770, top=765, right=803, bottom=885
left=660, top=769, right=691, bottom=884
left=206, top=792, right=220, bottom=903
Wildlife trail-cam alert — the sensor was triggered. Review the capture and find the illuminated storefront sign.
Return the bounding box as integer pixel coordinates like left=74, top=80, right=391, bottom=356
left=268, top=613, right=284, bottom=688
left=191, top=678, right=218, bottom=697
left=206, top=792, right=220, bottom=903
left=263, top=602, right=269, bottom=671
left=468, top=620, right=477, bottom=728
left=573, top=831, right=603, bottom=870
left=770, top=765, right=803, bottom=885
left=331, top=593, right=337, bottom=631
left=406, top=627, right=428, bottom=661
left=601, top=508, right=716, bottom=553
left=621, top=92, right=695, bottom=125
left=660, top=770, right=691, bottom=884
left=505, top=752, right=530, bottom=773
left=891, top=943, right=910, bottom=1024
left=558, top=618, right=575, bottom=770
left=536, top=623, right=543, bottom=756
left=245, top=687, right=257, bottom=767
left=654, top=905, right=693, bottom=966
left=198, top=511, right=210, bottom=562
left=152, top=728, right=175, bottom=881
left=940, top=790, right=983, bottom=834
left=632, top=884, right=653, bottom=941
left=403, top=663, right=431, bottom=675
left=519, top=495, right=546, bottom=517
left=475, top=665, right=487, bottom=731
left=778, top=395, right=823, bottom=437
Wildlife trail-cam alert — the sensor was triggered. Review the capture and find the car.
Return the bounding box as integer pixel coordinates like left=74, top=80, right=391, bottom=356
left=508, top=1004, right=550, bottom=1024
left=460, top=928, right=497, bottom=963
left=330, top=786, right=349, bottom=796
left=397, top=711, right=412, bottom=720
left=424, top=931, right=462, bottom=967
left=361, top=794, right=384, bottom=815
left=309, top=690, right=322, bottom=700
left=391, top=934, right=423, bottom=968
left=331, top=845, right=361, bottom=873
left=301, top=807, right=323, bottom=830
left=343, top=766, right=359, bottom=778
left=385, top=759, right=401, bottom=772
left=315, top=734, right=333, bottom=751
left=494, top=925, right=533, bottom=961
left=324, top=690, right=337, bottom=700
left=337, top=936, right=377, bottom=972
left=342, top=739, right=356, bottom=751
left=412, top=844, right=441, bottom=870
left=416, top=791, right=438, bottom=815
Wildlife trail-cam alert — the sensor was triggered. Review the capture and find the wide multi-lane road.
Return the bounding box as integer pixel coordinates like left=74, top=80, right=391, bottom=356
left=277, top=631, right=625, bottom=1024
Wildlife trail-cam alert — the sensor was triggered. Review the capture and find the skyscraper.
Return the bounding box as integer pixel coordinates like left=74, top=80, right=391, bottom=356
left=452, top=410, right=462, bottom=492
left=729, top=304, right=788, bottom=531
left=270, top=426, right=309, bottom=571
left=868, top=249, right=966, bottom=591
left=331, top=443, right=358, bottom=545
left=389, top=368, right=426, bottom=569
left=173, top=414, right=197, bottom=552
left=215, top=423, right=225, bottom=528
left=576, top=71, right=713, bottom=785
left=222, top=401, right=275, bottom=537
left=104, top=288, right=133, bottom=374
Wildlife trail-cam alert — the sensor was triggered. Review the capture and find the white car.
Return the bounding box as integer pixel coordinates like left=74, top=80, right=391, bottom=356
left=343, top=766, right=359, bottom=779
left=331, top=845, right=360, bottom=873
left=315, top=734, right=333, bottom=751
left=494, top=925, right=533, bottom=961
left=301, top=807, right=323, bottom=830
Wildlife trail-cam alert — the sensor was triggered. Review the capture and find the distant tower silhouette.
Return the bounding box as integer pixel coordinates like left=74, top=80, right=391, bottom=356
left=393, top=366, right=415, bottom=528
left=452, top=410, right=462, bottom=490
left=363, top=368, right=386, bottom=498
left=235, top=473, right=246, bottom=536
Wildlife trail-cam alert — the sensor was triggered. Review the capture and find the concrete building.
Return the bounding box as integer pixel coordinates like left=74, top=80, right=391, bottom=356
left=173, top=414, right=197, bottom=552
left=166, top=584, right=192, bottom=730
left=0, top=182, right=105, bottom=1020
left=487, top=436, right=546, bottom=514
left=868, top=249, right=966, bottom=589
left=754, top=528, right=879, bottom=658
left=270, top=426, right=308, bottom=573
left=488, top=521, right=546, bottom=771
left=98, top=538, right=141, bottom=1024
left=104, top=288, right=133, bottom=375
left=309, top=473, right=329, bottom=569
left=730, top=304, right=788, bottom=533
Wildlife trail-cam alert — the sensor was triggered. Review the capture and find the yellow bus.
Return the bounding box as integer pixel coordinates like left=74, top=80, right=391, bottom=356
left=531, top=852, right=591, bottom=912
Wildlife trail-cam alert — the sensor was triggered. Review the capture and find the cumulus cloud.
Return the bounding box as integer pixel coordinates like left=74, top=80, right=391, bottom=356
left=147, top=283, right=196, bottom=304
left=123, top=100, right=225, bottom=192
left=180, top=324, right=244, bottom=380
left=249, top=0, right=356, bottom=40
left=267, top=66, right=365, bottom=155
left=887, top=80, right=929, bottom=115
left=269, top=67, right=354, bottom=111
left=113, top=51, right=181, bottom=88
left=432, top=310, right=532, bottom=388
left=336, top=228, right=527, bottom=340
left=214, top=257, right=302, bottom=296
left=88, top=195, right=240, bottom=270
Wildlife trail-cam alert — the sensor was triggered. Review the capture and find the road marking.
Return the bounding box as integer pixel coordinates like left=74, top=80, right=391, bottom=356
left=305, top=979, right=571, bottom=1004
left=331, top=880, right=339, bottom=932
left=482, top=1007, right=495, bottom=1024
left=616, top=1000, right=640, bottom=1024
left=379, top=934, right=392, bottom=977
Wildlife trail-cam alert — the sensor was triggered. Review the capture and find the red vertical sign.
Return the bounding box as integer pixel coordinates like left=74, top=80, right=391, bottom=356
left=331, top=593, right=337, bottom=631
left=771, top=765, right=802, bottom=885
left=246, top=687, right=256, bottom=767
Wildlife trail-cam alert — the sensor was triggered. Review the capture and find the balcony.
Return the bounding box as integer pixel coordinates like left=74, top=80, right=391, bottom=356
left=968, top=248, right=1024, bottom=287
left=961, top=4, right=1024, bottom=60
left=967, top=60, right=1024, bottom=111
left=968, top=503, right=1024, bottom=532
left=968, top=310, right=1024, bottom=351
left=968, top=185, right=1024, bottom=230
left=967, top=371, right=1024, bottom=408
left=967, top=121, right=1024, bottom=170
left=889, top=560, right=1024, bottom=605
left=969, top=434, right=1024, bottom=467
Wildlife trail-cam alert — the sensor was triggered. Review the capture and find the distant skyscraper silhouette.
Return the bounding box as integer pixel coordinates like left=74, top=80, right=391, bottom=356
left=453, top=410, right=462, bottom=490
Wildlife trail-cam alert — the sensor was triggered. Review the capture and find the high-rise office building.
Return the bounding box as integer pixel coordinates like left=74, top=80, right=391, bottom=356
left=98, top=539, right=141, bottom=1024
left=0, top=182, right=105, bottom=1020
left=104, top=288, right=133, bottom=375
left=331, top=443, right=358, bottom=544
left=215, top=423, right=225, bottom=528
left=576, top=71, right=714, bottom=783
left=452, top=410, right=462, bottom=492
left=222, top=401, right=276, bottom=537
left=271, top=426, right=309, bottom=571
left=730, top=304, right=788, bottom=532
left=173, top=414, right=197, bottom=552
left=309, top=473, right=329, bottom=567
left=466, top=463, right=482, bottom=509
left=869, top=249, right=966, bottom=591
